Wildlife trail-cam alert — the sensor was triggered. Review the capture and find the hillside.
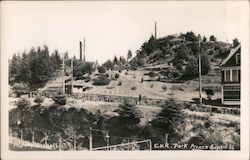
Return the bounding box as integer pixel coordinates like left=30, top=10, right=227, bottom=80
left=101, top=32, right=239, bottom=84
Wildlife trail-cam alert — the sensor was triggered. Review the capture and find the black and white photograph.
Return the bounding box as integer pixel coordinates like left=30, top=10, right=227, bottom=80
left=1, top=1, right=249, bottom=160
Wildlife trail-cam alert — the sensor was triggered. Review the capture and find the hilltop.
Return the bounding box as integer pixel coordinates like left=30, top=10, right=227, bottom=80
left=102, top=31, right=239, bottom=83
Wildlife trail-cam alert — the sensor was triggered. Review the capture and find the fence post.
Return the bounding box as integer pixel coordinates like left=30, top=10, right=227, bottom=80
left=20, top=129, right=23, bottom=147
left=149, top=140, right=152, bottom=151
left=74, top=134, right=77, bottom=150
left=165, top=133, right=168, bottom=144
left=9, top=129, right=12, bottom=144
left=44, top=131, right=48, bottom=147
left=31, top=129, right=35, bottom=148
left=59, top=134, right=62, bottom=151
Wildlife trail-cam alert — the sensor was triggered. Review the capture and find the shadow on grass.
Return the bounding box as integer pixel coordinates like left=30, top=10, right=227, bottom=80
left=192, top=98, right=222, bottom=106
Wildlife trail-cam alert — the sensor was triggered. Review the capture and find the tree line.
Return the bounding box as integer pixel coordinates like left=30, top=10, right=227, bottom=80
left=9, top=45, right=62, bottom=90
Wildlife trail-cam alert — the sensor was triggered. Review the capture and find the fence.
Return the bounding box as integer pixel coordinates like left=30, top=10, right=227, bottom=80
left=9, top=127, right=150, bottom=151
left=92, top=139, right=152, bottom=151
left=9, top=127, right=87, bottom=151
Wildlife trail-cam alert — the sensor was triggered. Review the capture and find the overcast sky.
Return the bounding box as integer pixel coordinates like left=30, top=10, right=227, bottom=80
left=1, top=1, right=244, bottom=64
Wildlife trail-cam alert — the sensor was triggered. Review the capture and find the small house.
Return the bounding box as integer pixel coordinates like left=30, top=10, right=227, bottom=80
left=220, top=44, right=241, bottom=106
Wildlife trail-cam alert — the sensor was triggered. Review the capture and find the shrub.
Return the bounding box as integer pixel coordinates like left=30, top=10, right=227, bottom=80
left=150, top=84, right=154, bottom=88
left=205, top=89, right=214, bottom=100
left=93, top=75, right=110, bottom=86
left=115, top=73, right=120, bottom=80
left=97, top=66, right=106, bottom=73
left=162, top=85, right=167, bottom=92
left=118, top=81, right=122, bottom=86
left=125, top=72, right=128, bottom=75
left=176, top=63, right=183, bottom=70
left=141, top=78, right=144, bottom=83
left=105, top=73, right=109, bottom=78
left=17, top=98, right=31, bottom=108
left=204, top=119, right=212, bottom=129
left=148, top=71, right=157, bottom=79
left=131, top=87, right=137, bottom=90
left=172, top=70, right=181, bottom=78
left=52, top=94, right=66, bottom=105
left=34, top=96, right=44, bottom=105
left=84, top=77, right=92, bottom=82
left=157, top=76, right=161, bottom=81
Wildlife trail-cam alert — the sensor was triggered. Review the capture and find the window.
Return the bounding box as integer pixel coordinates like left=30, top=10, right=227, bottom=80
left=232, top=70, right=238, bottom=82
left=236, top=53, right=240, bottom=64
left=224, top=70, right=231, bottom=82
left=223, top=85, right=240, bottom=101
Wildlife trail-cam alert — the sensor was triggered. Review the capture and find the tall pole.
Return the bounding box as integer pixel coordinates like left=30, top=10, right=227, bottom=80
left=89, top=127, right=92, bottom=151
left=62, top=56, right=65, bottom=94
left=199, top=38, right=202, bottom=105
left=155, top=21, right=157, bottom=39
left=71, top=59, right=73, bottom=94
left=80, top=41, right=82, bottom=61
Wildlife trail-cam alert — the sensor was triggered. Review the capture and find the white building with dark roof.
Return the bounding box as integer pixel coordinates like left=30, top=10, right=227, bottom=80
left=220, top=44, right=241, bottom=106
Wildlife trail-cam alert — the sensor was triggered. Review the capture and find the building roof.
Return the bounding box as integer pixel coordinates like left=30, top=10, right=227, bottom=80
left=220, top=44, right=241, bottom=67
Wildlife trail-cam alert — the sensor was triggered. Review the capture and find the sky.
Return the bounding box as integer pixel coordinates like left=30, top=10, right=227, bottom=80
left=1, top=1, right=244, bottom=64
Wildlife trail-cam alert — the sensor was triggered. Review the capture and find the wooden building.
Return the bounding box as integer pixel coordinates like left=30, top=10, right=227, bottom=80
left=220, top=44, right=241, bottom=106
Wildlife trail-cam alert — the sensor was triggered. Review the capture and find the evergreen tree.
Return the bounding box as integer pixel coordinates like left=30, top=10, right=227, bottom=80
left=108, top=101, right=141, bottom=136
left=141, top=35, right=158, bottom=55
left=183, top=56, right=198, bottom=80
left=232, top=38, right=240, bottom=48
left=151, top=100, right=184, bottom=141
left=209, top=35, right=217, bottom=42
left=127, top=50, right=132, bottom=61
left=113, top=55, right=119, bottom=65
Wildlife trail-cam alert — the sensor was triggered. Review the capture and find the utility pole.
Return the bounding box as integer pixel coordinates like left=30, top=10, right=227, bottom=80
left=62, top=56, right=65, bottom=94
left=155, top=21, right=157, bottom=39
left=71, top=59, right=73, bottom=94
left=198, top=37, right=202, bottom=105
left=80, top=41, right=82, bottom=61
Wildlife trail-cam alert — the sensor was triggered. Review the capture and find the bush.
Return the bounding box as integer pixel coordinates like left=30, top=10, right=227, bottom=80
left=141, top=78, right=144, bottom=83
left=148, top=71, right=157, bottom=78
left=84, top=77, right=92, bottom=82
left=34, top=96, right=44, bottom=105
left=93, top=75, right=110, bottom=86
left=125, top=72, right=128, bottom=75
left=52, top=94, right=66, bottom=105
left=131, top=87, right=137, bottom=90
left=17, top=98, right=31, bottom=108
left=150, top=84, right=154, bottom=88
left=115, top=73, right=120, bottom=80
left=205, top=89, right=214, bottom=100
left=172, top=70, right=181, bottom=78
left=162, top=85, right=167, bottom=92
left=97, top=66, right=107, bottom=73
left=118, top=81, right=122, bottom=86
left=157, top=76, right=161, bottom=81
left=176, top=63, right=183, bottom=70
